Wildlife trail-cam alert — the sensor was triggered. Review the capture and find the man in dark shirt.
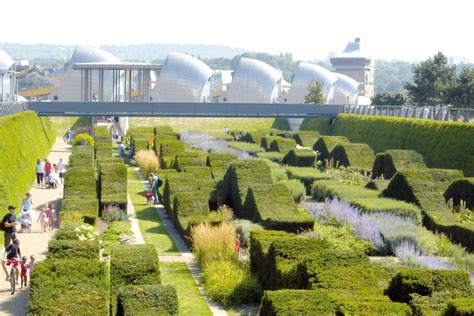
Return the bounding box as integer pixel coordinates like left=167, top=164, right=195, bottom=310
left=2, top=205, right=18, bottom=249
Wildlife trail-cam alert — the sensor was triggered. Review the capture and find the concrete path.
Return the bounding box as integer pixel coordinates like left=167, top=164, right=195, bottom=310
left=0, top=137, right=72, bottom=316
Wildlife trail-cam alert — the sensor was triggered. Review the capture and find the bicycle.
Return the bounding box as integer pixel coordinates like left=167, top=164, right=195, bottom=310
left=6, top=259, right=18, bottom=295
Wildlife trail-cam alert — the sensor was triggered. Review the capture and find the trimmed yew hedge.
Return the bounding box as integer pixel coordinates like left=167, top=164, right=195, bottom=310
left=260, top=136, right=276, bottom=151
left=228, top=141, right=264, bottom=155
left=172, top=191, right=213, bottom=237
left=243, top=184, right=314, bottom=232
left=282, top=149, right=316, bottom=167
left=241, top=130, right=268, bottom=144
left=371, top=149, right=427, bottom=180
left=98, top=161, right=128, bottom=213
left=131, top=134, right=149, bottom=156
left=290, top=131, right=320, bottom=148
left=382, top=169, right=474, bottom=250
left=328, top=143, right=375, bottom=171
left=69, top=146, right=95, bottom=167
left=257, top=151, right=284, bottom=163
left=47, top=239, right=100, bottom=260
left=285, top=167, right=332, bottom=194
left=445, top=298, right=474, bottom=316
left=61, top=198, right=99, bottom=225
left=269, top=137, right=296, bottom=155
left=312, top=135, right=349, bottom=162
left=173, top=150, right=207, bottom=171
left=206, top=152, right=236, bottom=179
left=117, top=285, right=178, bottom=316
left=444, top=177, right=474, bottom=210
left=159, top=139, right=186, bottom=168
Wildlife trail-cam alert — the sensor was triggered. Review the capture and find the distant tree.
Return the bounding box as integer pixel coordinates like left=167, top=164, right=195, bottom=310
left=305, top=81, right=325, bottom=104
left=371, top=92, right=407, bottom=105
left=374, top=59, right=413, bottom=93
left=444, top=67, right=474, bottom=108
left=404, top=52, right=456, bottom=105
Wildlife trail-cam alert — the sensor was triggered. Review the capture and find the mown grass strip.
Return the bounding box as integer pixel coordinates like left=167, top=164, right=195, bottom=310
left=160, top=262, right=212, bottom=316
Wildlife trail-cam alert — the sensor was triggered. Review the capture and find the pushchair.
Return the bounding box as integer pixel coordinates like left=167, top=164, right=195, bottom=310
left=46, top=174, right=59, bottom=189
left=18, top=211, right=32, bottom=233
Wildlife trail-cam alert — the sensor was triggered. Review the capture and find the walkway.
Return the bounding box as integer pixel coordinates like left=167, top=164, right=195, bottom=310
left=0, top=137, right=72, bottom=316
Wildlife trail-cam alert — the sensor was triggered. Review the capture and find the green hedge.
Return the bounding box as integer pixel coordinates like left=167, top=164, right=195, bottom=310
left=69, top=146, right=95, bottom=167
left=94, top=126, right=112, bottom=159
left=241, top=130, right=268, bottom=144
left=312, top=135, right=349, bottom=162
left=131, top=134, right=149, bottom=156
left=29, top=258, right=109, bottom=316
left=206, top=152, right=236, bottom=179
left=223, top=159, right=273, bottom=216
left=312, top=180, right=422, bottom=222
left=0, top=111, right=54, bottom=226
left=371, top=149, right=427, bottom=180
left=47, top=239, right=100, bottom=260
left=126, top=127, right=154, bottom=144
left=153, top=134, right=179, bottom=152
left=269, top=137, right=296, bottom=154
left=382, top=169, right=474, bottom=250
left=159, top=139, right=185, bottom=168
left=173, top=150, right=207, bottom=171
left=63, top=167, right=97, bottom=199
left=328, top=143, right=375, bottom=171
left=302, top=114, right=474, bottom=176
left=291, top=131, right=320, bottom=148
left=261, top=136, right=276, bottom=151
left=228, top=141, right=264, bottom=155
left=172, top=191, right=211, bottom=237
left=256, top=151, right=284, bottom=163
left=336, top=299, right=412, bottom=315
left=444, top=177, right=474, bottom=210
left=445, top=298, right=474, bottom=316
left=153, top=125, right=174, bottom=135
left=387, top=269, right=471, bottom=303
left=285, top=167, right=332, bottom=195
left=99, top=161, right=128, bottom=213
left=61, top=198, right=98, bottom=226
left=243, top=184, right=314, bottom=232
left=117, top=285, right=178, bottom=316
left=110, top=245, right=161, bottom=315
left=282, top=149, right=316, bottom=167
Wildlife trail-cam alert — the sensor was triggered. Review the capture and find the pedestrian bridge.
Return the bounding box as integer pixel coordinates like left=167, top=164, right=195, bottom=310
left=26, top=101, right=344, bottom=118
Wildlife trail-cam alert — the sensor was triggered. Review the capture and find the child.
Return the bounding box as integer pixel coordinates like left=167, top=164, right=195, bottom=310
left=144, top=193, right=154, bottom=205
left=38, top=207, right=48, bottom=233
left=48, top=204, right=56, bottom=230
left=28, top=255, right=36, bottom=273
left=20, top=256, right=28, bottom=288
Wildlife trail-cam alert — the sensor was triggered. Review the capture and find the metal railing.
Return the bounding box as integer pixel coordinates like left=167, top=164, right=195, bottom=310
left=0, top=102, right=29, bottom=117
left=343, top=105, right=473, bottom=123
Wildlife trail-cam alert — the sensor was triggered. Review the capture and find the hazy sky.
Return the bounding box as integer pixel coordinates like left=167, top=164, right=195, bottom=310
left=2, top=0, right=472, bottom=61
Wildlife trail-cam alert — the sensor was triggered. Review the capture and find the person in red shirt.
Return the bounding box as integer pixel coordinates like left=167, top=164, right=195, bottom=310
left=44, top=159, right=52, bottom=177
left=20, top=256, right=28, bottom=288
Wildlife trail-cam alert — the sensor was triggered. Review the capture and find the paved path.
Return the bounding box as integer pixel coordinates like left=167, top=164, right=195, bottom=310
left=0, top=138, right=71, bottom=316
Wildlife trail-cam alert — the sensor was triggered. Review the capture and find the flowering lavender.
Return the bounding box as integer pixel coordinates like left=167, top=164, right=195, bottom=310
left=394, top=240, right=456, bottom=270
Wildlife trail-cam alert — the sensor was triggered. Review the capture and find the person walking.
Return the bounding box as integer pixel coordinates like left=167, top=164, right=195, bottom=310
left=149, top=173, right=161, bottom=205
left=35, top=159, right=44, bottom=187
left=44, top=159, right=52, bottom=179
left=57, top=158, right=66, bottom=185
left=65, top=128, right=71, bottom=143
left=1, top=206, right=18, bottom=249
left=20, top=192, right=33, bottom=214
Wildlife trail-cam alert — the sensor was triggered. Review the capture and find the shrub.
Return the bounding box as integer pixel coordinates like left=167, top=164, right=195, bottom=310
left=201, top=259, right=262, bottom=307
left=61, top=198, right=98, bottom=226
left=171, top=191, right=210, bottom=236
left=444, top=298, right=474, bottom=316
left=312, top=135, right=349, bottom=162
left=285, top=166, right=332, bottom=194
left=444, top=177, right=474, bottom=210
left=173, top=150, right=207, bottom=171
left=73, top=133, right=94, bottom=146
left=383, top=169, right=473, bottom=251
left=291, top=131, right=320, bottom=148
left=387, top=269, right=471, bottom=303
left=233, top=219, right=264, bottom=247
left=47, top=239, right=100, bottom=260
left=371, top=149, right=427, bottom=179
left=282, top=149, right=317, bottom=167
left=126, top=127, right=154, bottom=143
left=336, top=300, right=412, bottom=315
left=328, top=143, right=375, bottom=171
left=256, top=151, right=284, bottom=163
left=130, top=134, right=149, bottom=156
left=259, top=289, right=339, bottom=316
left=243, top=184, right=314, bottom=232
left=206, top=152, right=236, bottom=179
left=159, top=139, right=185, bottom=158
left=69, top=146, right=95, bottom=167
left=190, top=222, right=236, bottom=268
left=153, top=125, right=174, bottom=135
left=228, top=141, right=264, bottom=155
left=241, top=130, right=268, bottom=144
left=134, top=149, right=160, bottom=176
left=117, top=285, right=178, bottom=316
left=279, top=179, right=306, bottom=203
left=110, top=245, right=161, bottom=315
left=99, top=161, right=128, bottom=213
left=260, top=136, right=276, bottom=151
left=29, top=258, right=109, bottom=316
left=102, top=204, right=128, bottom=222
left=269, top=137, right=296, bottom=154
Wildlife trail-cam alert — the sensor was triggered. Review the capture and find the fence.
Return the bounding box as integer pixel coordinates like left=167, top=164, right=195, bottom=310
left=0, top=102, right=29, bottom=117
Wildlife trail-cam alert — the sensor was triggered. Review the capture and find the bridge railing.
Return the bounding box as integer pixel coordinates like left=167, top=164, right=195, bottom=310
left=0, top=102, right=29, bottom=117
left=343, top=105, right=473, bottom=123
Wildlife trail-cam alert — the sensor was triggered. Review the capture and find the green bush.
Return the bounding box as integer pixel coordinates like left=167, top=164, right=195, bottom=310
left=444, top=298, right=474, bottom=316
left=241, top=130, right=268, bottom=144
left=126, top=127, right=154, bottom=143
left=131, top=134, right=150, bottom=156
left=259, top=289, right=339, bottom=316
left=29, top=258, right=109, bottom=316
left=269, top=137, right=296, bottom=154
left=172, top=191, right=210, bottom=236
left=303, top=114, right=474, bottom=176
left=69, top=146, right=95, bottom=167
left=153, top=125, right=174, bottom=135
left=223, top=159, right=273, bottom=216
left=233, top=219, right=264, bottom=247
left=328, top=143, right=375, bottom=171
left=285, top=167, right=332, bottom=194
left=261, top=136, right=276, bottom=151
left=387, top=269, right=471, bottom=303
left=159, top=139, right=185, bottom=157
left=371, top=149, right=427, bottom=180
left=61, top=198, right=98, bottom=226
left=256, top=151, right=284, bottom=163
left=312, top=135, right=349, bottom=162
left=228, top=141, right=264, bottom=155
left=110, top=245, right=161, bottom=315
left=282, top=149, right=317, bottom=167
left=444, top=178, right=474, bottom=210
left=206, top=152, right=236, bottom=179
left=279, top=179, right=306, bottom=203
left=336, top=300, right=412, bottom=315
left=99, top=161, right=128, bottom=213
left=153, top=134, right=179, bottom=152
left=291, top=131, right=320, bottom=148
left=200, top=259, right=262, bottom=307
left=173, top=150, right=207, bottom=171
left=47, top=239, right=100, bottom=260
left=243, top=184, right=313, bottom=232
left=117, top=285, right=178, bottom=316
left=63, top=167, right=97, bottom=199
left=383, top=169, right=474, bottom=250
left=73, top=133, right=94, bottom=146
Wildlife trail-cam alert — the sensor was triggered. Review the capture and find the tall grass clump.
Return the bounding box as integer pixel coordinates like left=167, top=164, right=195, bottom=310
left=134, top=149, right=160, bottom=176
left=280, top=179, right=306, bottom=203
left=190, top=222, right=236, bottom=267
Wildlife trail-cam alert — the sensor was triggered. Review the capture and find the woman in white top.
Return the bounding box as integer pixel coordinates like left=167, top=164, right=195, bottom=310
left=35, top=159, right=44, bottom=186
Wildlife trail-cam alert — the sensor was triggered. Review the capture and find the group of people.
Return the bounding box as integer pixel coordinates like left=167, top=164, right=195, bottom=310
left=35, top=157, right=66, bottom=189
left=38, top=204, right=56, bottom=233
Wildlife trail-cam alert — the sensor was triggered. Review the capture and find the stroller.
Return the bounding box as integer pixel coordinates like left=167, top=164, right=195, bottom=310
left=18, top=211, right=33, bottom=233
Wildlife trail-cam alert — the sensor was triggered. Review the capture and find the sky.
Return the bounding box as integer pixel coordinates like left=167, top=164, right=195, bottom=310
left=1, top=0, right=472, bottom=62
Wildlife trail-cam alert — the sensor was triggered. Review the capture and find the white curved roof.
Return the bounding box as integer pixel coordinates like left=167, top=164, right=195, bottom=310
left=0, top=49, right=15, bottom=73
left=225, top=57, right=282, bottom=103
left=67, top=46, right=120, bottom=70
left=151, top=52, right=213, bottom=102
left=284, top=62, right=337, bottom=103
left=332, top=72, right=359, bottom=104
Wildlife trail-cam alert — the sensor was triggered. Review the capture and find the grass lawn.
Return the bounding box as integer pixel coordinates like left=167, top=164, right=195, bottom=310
left=160, top=262, right=212, bottom=316
left=49, top=116, right=92, bottom=136
left=127, top=167, right=180, bottom=255
left=128, top=117, right=274, bottom=132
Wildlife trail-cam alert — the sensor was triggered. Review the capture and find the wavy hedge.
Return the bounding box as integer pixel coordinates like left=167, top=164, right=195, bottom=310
left=0, top=111, right=54, bottom=218
left=282, top=149, right=316, bottom=167
left=302, top=114, right=474, bottom=176
left=312, top=136, right=349, bottom=162
left=328, top=143, right=375, bottom=171
left=443, top=177, right=474, bottom=210
left=269, top=137, right=296, bottom=155
left=371, top=149, right=427, bottom=180
left=117, top=285, right=178, bottom=316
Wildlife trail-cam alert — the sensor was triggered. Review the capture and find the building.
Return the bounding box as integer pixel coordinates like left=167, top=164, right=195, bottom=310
left=330, top=38, right=374, bottom=98
left=0, top=49, right=16, bottom=102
